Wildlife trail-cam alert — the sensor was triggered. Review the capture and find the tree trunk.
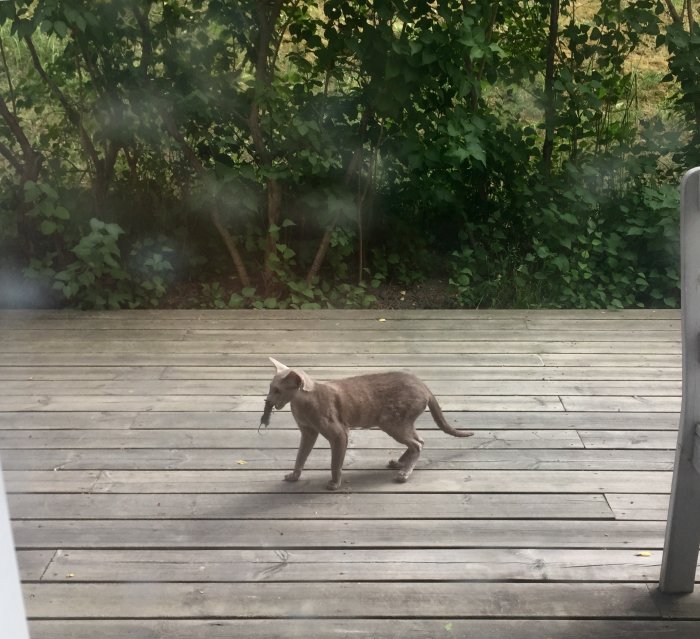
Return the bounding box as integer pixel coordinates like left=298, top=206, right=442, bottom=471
left=263, top=178, right=283, bottom=293
left=305, top=147, right=365, bottom=285
left=249, top=1, right=284, bottom=294
left=0, top=93, right=43, bottom=259
left=305, top=110, right=373, bottom=284
left=165, top=120, right=251, bottom=288
left=542, top=0, right=560, bottom=175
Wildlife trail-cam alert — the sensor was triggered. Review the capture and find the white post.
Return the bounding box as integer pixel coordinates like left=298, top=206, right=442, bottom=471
left=659, top=167, right=700, bottom=594
left=0, top=460, right=30, bottom=638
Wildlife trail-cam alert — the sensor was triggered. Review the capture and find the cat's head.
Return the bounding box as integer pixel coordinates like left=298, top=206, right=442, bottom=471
left=266, top=357, right=315, bottom=409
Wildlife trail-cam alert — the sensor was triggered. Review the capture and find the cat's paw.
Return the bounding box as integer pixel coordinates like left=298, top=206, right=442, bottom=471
left=387, top=459, right=403, bottom=470
left=326, top=480, right=341, bottom=491
left=394, top=471, right=410, bottom=483
left=284, top=472, right=300, bottom=482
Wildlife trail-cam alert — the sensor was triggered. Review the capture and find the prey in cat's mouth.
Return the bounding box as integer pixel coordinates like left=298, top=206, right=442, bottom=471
left=259, top=399, right=274, bottom=429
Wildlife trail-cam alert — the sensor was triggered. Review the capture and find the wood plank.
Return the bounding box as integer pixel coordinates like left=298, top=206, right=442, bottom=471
left=0, top=448, right=675, bottom=472
left=0, top=366, right=166, bottom=381
left=25, top=619, right=700, bottom=639
left=0, top=317, right=681, bottom=330
left=190, top=329, right=684, bottom=342
left=525, top=318, right=679, bottom=331
left=649, top=584, right=700, bottom=617
left=34, top=548, right=680, bottom=583
left=0, top=411, right=681, bottom=430
left=541, top=354, right=681, bottom=367
left=1, top=308, right=679, bottom=319
left=3, top=470, right=673, bottom=494
left=16, top=550, right=54, bottom=581
left=0, top=353, right=548, bottom=367
left=0, top=394, right=567, bottom=412
left=19, top=582, right=665, bottom=619
left=580, top=431, right=680, bottom=449
left=6, top=492, right=614, bottom=520
left=0, top=340, right=682, bottom=354
left=0, top=428, right=582, bottom=449
left=10, top=518, right=669, bottom=549
left=0, top=364, right=682, bottom=382
left=5, top=471, right=100, bottom=493
left=0, top=328, right=683, bottom=345
left=159, top=365, right=682, bottom=381
left=606, top=494, right=671, bottom=521
left=0, top=379, right=681, bottom=396
left=560, top=396, right=681, bottom=412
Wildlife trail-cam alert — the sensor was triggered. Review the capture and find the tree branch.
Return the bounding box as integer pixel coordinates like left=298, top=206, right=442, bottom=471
left=665, top=0, right=682, bottom=24
left=249, top=0, right=284, bottom=162
left=132, top=3, right=154, bottom=80
left=0, top=138, right=23, bottom=173
left=165, top=118, right=252, bottom=288
left=688, top=0, right=695, bottom=34
left=24, top=35, right=101, bottom=175
left=0, top=34, right=16, bottom=114
left=0, top=93, right=36, bottom=163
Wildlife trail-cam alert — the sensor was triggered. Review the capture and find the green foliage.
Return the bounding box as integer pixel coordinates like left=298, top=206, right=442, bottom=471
left=0, top=1, right=689, bottom=310
left=52, top=219, right=130, bottom=309
left=520, top=159, right=680, bottom=309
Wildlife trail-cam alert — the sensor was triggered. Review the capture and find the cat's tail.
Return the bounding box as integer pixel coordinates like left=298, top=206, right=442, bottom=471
left=427, top=393, right=474, bottom=438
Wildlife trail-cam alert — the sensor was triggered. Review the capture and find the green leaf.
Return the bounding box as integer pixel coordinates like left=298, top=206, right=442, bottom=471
left=227, top=293, right=244, bottom=308
left=53, top=21, right=68, bottom=37
left=105, top=223, right=124, bottom=237
left=40, top=220, right=57, bottom=235
left=552, top=255, right=569, bottom=273
left=421, top=49, right=437, bottom=65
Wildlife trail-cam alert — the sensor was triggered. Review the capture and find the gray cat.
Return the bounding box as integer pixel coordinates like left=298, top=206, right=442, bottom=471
left=260, top=357, right=474, bottom=490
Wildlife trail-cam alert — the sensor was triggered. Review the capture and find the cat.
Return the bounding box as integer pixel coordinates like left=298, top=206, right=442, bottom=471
left=260, top=357, right=474, bottom=490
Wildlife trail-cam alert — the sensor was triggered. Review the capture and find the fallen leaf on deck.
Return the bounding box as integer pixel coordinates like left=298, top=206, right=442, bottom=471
left=236, top=460, right=248, bottom=465
left=378, top=318, right=387, bottom=322
left=636, top=551, right=652, bottom=557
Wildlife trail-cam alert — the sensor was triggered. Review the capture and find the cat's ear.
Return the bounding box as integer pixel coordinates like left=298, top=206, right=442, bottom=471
left=295, top=370, right=315, bottom=392
left=285, top=369, right=315, bottom=392
left=287, top=371, right=303, bottom=389
left=269, top=357, right=289, bottom=373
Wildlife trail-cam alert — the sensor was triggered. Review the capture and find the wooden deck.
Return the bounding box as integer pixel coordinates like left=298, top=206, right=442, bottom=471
left=1, top=308, right=699, bottom=637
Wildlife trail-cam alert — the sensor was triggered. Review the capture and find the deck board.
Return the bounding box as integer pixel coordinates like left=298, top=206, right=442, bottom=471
left=23, top=619, right=700, bottom=639
left=0, top=309, right=696, bottom=638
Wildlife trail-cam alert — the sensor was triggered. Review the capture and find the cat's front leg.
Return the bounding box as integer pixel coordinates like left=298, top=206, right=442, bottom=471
left=284, top=426, right=318, bottom=483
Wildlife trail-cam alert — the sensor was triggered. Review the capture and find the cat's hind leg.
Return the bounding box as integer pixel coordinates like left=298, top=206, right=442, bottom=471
left=326, top=427, right=348, bottom=491
left=388, top=428, right=423, bottom=482
left=388, top=432, right=424, bottom=469
left=386, top=455, right=406, bottom=470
